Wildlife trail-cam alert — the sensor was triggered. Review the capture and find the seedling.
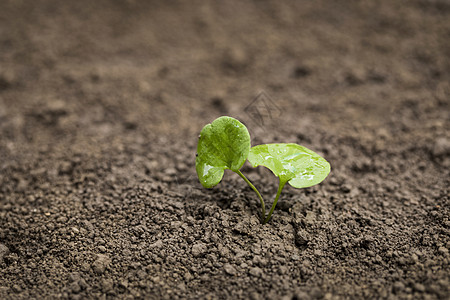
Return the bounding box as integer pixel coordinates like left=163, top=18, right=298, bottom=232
left=196, top=116, right=330, bottom=224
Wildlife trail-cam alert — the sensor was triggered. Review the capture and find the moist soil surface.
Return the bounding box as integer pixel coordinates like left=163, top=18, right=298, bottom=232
left=0, top=1, right=449, bottom=299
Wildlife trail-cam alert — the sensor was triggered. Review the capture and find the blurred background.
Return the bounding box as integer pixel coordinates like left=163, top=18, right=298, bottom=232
left=1, top=0, right=448, bottom=156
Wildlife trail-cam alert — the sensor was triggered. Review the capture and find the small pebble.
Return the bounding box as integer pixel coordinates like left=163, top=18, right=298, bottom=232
left=414, top=283, right=425, bottom=292
left=224, top=263, right=237, bottom=275
left=191, top=243, right=207, bottom=257
left=249, top=267, right=263, bottom=277
left=0, top=243, right=9, bottom=263
left=92, top=254, right=111, bottom=275
left=149, top=240, right=163, bottom=249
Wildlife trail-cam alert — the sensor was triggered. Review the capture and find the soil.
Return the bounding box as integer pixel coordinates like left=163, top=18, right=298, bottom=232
left=0, top=0, right=449, bottom=299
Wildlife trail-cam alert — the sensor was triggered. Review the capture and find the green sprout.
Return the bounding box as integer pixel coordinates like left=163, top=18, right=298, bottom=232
left=196, top=116, right=330, bottom=224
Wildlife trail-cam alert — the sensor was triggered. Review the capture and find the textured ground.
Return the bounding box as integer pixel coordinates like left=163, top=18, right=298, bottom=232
left=0, top=0, right=449, bottom=299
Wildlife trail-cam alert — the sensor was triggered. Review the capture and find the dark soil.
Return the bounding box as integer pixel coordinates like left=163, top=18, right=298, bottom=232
left=1, top=0, right=449, bottom=299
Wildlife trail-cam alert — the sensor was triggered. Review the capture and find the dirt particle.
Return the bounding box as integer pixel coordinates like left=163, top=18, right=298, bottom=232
left=59, top=161, right=73, bottom=175
left=438, top=247, right=448, bottom=256
left=233, top=220, right=250, bottom=234
left=224, top=263, right=237, bottom=276
left=16, top=179, right=28, bottom=192
left=92, top=254, right=111, bottom=275
left=294, top=229, right=310, bottom=247
left=304, top=211, right=316, bottom=225
left=119, top=279, right=129, bottom=289
left=57, top=216, right=68, bottom=223
left=149, top=240, right=163, bottom=249
left=12, top=284, right=22, bottom=293
left=309, top=287, right=323, bottom=299
left=191, top=242, right=207, bottom=257
left=101, top=278, right=114, bottom=293
left=0, top=243, right=9, bottom=263
left=250, top=292, right=263, bottom=300
left=414, top=283, right=425, bottom=292
left=432, top=138, right=450, bottom=158
left=68, top=272, right=81, bottom=282
left=393, top=281, right=405, bottom=294
left=249, top=267, right=263, bottom=277
left=164, top=167, right=177, bottom=176
left=31, top=102, right=68, bottom=126
left=293, top=291, right=310, bottom=300
left=219, top=246, right=231, bottom=258
left=177, top=282, right=186, bottom=292
left=252, top=256, right=268, bottom=267
left=340, top=184, right=352, bottom=193
left=70, top=282, right=81, bottom=293
left=184, top=271, right=193, bottom=282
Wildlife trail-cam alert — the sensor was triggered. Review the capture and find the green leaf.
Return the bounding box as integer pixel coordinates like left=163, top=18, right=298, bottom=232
left=248, top=143, right=330, bottom=188
left=196, top=116, right=251, bottom=188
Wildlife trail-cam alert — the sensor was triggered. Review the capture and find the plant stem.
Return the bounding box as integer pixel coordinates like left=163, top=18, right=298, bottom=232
left=236, top=170, right=266, bottom=222
left=263, top=179, right=287, bottom=224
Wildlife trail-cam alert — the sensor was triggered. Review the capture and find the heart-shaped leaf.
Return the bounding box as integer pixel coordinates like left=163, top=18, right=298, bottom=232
left=248, top=143, right=330, bottom=188
left=196, top=116, right=251, bottom=188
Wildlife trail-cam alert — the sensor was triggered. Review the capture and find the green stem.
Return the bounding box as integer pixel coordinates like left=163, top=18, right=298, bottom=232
left=263, top=179, right=287, bottom=224
left=236, top=170, right=266, bottom=222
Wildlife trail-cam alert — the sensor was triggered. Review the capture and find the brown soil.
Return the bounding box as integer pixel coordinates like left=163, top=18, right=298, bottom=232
left=0, top=0, right=449, bottom=299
